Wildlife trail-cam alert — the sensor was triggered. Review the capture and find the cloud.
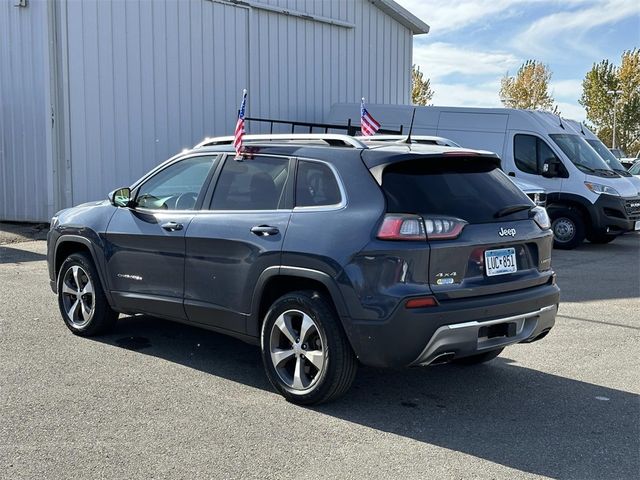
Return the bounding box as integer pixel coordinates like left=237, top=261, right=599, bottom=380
left=429, top=81, right=504, bottom=107
left=556, top=102, right=587, bottom=122
left=512, top=0, right=640, bottom=57
left=413, top=42, right=520, bottom=80
left=550, top=79, right=583, bottom=100
left=395, top=0, right=532, bottom=36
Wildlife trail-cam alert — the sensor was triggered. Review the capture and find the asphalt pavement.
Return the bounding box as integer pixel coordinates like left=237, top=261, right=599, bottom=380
left=0, top=234, right=638, bottom=479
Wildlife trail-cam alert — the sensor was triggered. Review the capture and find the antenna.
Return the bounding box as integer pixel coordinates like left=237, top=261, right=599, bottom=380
left=400, top=108, right=417, bottom=144
left=580, top=123, right=585, bottom=135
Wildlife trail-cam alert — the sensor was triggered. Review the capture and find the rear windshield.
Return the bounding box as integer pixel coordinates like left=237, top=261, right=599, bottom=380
left=381, top=158, right=532, bottom=224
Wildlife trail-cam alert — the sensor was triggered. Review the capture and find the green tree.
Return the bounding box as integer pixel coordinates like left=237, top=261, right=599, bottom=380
left=500, top=60, right=557, bottom=111
left=412, top=65, right=434, bottom=105
left=580, top=49, right=640, bottom=155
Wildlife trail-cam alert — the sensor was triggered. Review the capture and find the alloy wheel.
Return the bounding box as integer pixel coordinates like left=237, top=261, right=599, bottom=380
left=269, top=309, right=325, bottom=391
left=61, top=265, right=95, bottom=328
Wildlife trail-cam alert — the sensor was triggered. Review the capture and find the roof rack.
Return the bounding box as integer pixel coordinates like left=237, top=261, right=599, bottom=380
left=195, top=133, right=368, bottom=149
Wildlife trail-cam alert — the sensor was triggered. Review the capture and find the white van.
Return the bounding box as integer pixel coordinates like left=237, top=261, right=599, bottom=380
left=328, top=104, right=640, bottom=248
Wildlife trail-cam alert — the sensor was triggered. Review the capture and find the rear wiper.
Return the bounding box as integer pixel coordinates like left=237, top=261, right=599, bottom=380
left=494, top=204, right=533, bottom=218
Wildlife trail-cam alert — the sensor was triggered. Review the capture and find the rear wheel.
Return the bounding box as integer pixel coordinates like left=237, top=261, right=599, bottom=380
left=261, top=290, right=357, bottom=405
left=57, top=252, right=118, bottom=336
left=550, top=208, right=585, bottom=250
left=454, top=348, right=504, bottom=365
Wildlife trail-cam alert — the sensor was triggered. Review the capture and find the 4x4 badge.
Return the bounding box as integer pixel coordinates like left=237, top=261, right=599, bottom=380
left=498, top=227, right=517, bottom=237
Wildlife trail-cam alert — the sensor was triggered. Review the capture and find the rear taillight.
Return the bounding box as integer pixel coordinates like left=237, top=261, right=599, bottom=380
left=377, top=214, right=426, bottom=241
left=423, top=216, right=467, bottom=240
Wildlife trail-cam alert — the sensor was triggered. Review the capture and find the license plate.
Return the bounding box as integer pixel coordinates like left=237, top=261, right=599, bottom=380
left=485, top=248, right=517, bottom=277
left=635, top=220, right=640, bottom=231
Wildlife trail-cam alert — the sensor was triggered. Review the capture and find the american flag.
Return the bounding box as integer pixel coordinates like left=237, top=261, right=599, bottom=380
left=360, top=98, right=380, bottom=136
left=234, top=89, right=247, bottom=156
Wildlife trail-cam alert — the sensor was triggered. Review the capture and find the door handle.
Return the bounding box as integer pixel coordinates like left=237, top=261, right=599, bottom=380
left=161, top=221, right=184, bottom=232
left=251, top=225, right=279, bottom=236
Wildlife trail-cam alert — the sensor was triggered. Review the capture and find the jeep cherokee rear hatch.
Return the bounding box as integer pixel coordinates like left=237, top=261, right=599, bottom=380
left=365, top=149, right=553, bottom=300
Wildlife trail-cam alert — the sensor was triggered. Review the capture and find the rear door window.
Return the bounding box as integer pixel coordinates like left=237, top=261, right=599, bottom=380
left=210, top=156, right=291, bottom=210
left=381, top=157, right=532, bottom=224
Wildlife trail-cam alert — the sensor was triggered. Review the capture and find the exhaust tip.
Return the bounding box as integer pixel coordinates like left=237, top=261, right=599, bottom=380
left=429, top=352, right=456, bottom=365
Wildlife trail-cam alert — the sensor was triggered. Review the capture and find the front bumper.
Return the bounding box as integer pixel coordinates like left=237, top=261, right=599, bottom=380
left=589, top=195, right=640, bottom=235
left=345, top=282, right=560, bottom=368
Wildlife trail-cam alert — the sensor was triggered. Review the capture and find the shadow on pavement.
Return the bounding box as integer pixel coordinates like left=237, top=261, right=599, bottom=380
left=0, top=245, right=47, bottom=264
left=94, top=314, right=640, bottom=480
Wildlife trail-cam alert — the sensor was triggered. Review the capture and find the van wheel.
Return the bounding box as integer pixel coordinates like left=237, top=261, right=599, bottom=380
left=550, top=209, right=585, bottom=249
left=57, top=253, right=118, bottom=336
left=454, top=348, right=504, bottom=365
left=261, top=291, right=357, bottom=405
left=587, top=232, right=617, bottom=244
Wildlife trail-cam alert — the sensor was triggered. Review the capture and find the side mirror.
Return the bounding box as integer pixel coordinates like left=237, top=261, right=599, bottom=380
left=109, top=187, right=132, bottom=207
left=541, top=158, right=559, bottom=178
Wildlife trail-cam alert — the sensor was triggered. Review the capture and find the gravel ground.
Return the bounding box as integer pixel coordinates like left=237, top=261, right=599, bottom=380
left=0, top=234, right=638, bottom=480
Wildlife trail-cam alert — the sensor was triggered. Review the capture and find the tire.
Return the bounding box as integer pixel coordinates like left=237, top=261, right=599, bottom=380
left=261, top=290, right=357, bottom=405
left=454, top=347, right=504, bottom=365
left=587, top=232, right=617, bottom=244
left=57, top=252, right=118, bottom=336
left=550, top=208, right=585, bottom=250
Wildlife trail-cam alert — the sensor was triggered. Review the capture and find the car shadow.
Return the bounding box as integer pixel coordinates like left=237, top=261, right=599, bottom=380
left=0, top=245, right=47, bottom=264
left=93, top=315, right=639, bottom=479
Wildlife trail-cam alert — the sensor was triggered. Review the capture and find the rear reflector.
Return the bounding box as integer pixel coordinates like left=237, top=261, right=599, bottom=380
left=405, top=296, right=438, bottom=308
left=377, top=214, right=426, bottom=241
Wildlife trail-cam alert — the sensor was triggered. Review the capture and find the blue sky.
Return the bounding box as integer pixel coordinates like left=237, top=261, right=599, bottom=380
left=394, top=0, right=640, bottom=121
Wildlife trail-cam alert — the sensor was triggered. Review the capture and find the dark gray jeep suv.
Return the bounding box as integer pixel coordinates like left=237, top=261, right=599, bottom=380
left=47, top=134, right=560, bottom=405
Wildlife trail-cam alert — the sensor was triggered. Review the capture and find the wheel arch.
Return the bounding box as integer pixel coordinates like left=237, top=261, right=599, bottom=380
left=248, top=266, right=350, bottom=339
left=54, top=236, right=113, bottom=304
left=546, top=193, right=594, bottom=231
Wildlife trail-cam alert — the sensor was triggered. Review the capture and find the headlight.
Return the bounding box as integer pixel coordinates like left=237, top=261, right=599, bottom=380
left=584, top=181, right=620, bottom=196
left=532, top=206, right=550, bottom=230
left=50, top=216, right=59, bottom=229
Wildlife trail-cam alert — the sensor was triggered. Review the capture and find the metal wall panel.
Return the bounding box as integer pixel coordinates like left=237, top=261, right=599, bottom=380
left=60, top=0, right=250, bottom=206
left=1, top=0, right=416, bottom=220
left=0, top=0, right=52, bottom=222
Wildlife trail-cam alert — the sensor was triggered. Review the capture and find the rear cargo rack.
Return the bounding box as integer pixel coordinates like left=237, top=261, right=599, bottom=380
left=195, top=134, right=368, bottom=149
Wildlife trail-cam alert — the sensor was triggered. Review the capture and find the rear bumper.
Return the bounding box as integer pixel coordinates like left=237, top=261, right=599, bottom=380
left=410, top=304, right=556, bottom=366
left=345, top=282, right=560, bottom=368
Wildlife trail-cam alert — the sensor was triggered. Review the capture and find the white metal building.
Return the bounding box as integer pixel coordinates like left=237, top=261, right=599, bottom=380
left=0, top=0, right=428, bottom=222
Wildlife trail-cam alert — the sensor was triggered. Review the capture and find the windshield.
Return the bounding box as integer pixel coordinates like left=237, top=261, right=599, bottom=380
left=586, top=139, right=626, bottom=171
left=549, top=134, right=612, bottom=173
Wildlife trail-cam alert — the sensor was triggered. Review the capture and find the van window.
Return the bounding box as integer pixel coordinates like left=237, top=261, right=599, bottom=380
left=381, top=157, right=532, bottom=224
left=550, top=134, right=612, bottom=174
left=514, top=134, right=560, bottom=175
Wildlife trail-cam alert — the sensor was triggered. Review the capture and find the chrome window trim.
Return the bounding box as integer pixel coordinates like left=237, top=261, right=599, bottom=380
left=292, top=157, right=348, bottom=212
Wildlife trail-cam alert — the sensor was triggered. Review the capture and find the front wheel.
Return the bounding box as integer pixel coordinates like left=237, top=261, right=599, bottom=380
left=57, top=252, right=118, bottom=336
left=261, top=291, right=357, bottom=405
left=550, top=209, right=585, bottom=250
